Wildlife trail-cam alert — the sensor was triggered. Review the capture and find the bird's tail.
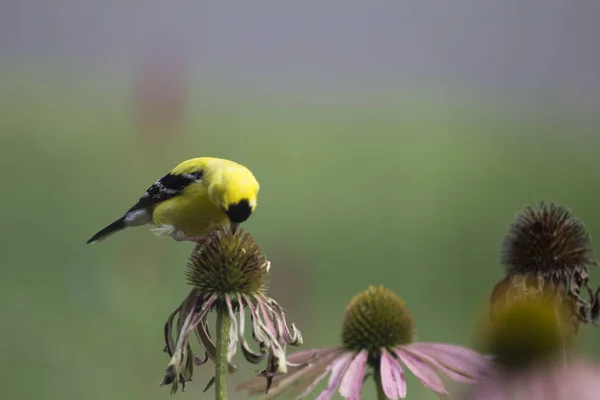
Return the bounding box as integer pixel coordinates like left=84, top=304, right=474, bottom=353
left=86, top=217, right=127, bottom=244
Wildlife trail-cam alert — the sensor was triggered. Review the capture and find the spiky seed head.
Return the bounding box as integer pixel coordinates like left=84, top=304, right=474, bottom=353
left=482, top=295, right=570, bottom=370
left=501, top=202, right=595, bottom=278
left=185, top=227, right=269, bottom=296
left=341, top=286, right=415, bottom=356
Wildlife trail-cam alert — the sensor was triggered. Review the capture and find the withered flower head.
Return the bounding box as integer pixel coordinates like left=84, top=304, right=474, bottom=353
left=238, top=286, right=492, bottom=399
left=480, top=295, right=571, bottom=370
left=498, top=202, right=599, bottom=327
left=501, top=202, right=595, bottom=277
left=160, top=227, right=302, bottom=394
left=186, top=227, right=269, bottom=295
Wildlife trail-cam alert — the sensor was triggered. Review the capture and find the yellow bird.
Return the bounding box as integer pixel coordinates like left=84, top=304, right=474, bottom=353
left=86, top=157, right=259, bottom=245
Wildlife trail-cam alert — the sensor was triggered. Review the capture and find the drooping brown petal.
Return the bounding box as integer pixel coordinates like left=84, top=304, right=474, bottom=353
left=181, top=342, right=195, bottom=389
left=259, top=295, right=303, bottom=346
left=176, top=289, right=202, bottom=337
left=163, top=304, right=182, bottom=357
left=160, top=301, right=207, bottom=394
left=163, top=289, right=202, bottom=357
left=255, top=302, right=288, bottom=374
left=237, top=294, right=266, bottom=364
left=245, top=294, right=270, bottom=347
left=262, top=350, right=279, bottom=393
left=193, top=352, right=208, bottom=366
left=196, top=320, right=216, bottom=362
left=196, top=313, right=239, bottom=374
left=258, top=300, right=279, bottom=338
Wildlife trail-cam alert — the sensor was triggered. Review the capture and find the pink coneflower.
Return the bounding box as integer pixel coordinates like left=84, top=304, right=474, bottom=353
left=238, top=286, right=491, bottom=399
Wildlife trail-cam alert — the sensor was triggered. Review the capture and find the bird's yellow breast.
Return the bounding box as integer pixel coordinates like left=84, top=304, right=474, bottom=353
left=151, top=182, right=228, bottom=237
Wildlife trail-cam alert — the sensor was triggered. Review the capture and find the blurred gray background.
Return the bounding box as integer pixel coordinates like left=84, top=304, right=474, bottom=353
left=2, top=1, right=599, bottom=98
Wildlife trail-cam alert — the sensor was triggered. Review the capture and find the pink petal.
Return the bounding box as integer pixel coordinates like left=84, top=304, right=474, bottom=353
left=406, top=343, right=490, bottom=382
left=258, top=302, right=278, bottom=336
left=395, top=348, right=447, bottom=394
left=315, top=352, right=354, bottom=400
left=411, top=343, right=490, bottom=371
left=380, top=349, right=407, bottom=399
left=339, top=350, right=368, bottom=400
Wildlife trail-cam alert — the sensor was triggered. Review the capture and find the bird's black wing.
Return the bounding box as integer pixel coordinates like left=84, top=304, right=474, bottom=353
left=127, top=170, right=204, bottom=212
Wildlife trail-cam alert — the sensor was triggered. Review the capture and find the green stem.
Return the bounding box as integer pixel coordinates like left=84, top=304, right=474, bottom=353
left=215, top=306, right=231, bottom=400
left=374, top=366, right=388, bottom=400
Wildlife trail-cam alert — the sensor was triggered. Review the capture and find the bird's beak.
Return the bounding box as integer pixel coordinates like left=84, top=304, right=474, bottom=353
left=230, top=222, right=240, bottom=234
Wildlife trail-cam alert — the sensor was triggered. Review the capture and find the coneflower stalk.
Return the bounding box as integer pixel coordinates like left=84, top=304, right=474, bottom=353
left=160, top=227, right=303, bottom=399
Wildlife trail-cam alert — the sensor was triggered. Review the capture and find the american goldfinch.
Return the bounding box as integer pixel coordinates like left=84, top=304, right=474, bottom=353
left=86, top=157, right=259, bottom=244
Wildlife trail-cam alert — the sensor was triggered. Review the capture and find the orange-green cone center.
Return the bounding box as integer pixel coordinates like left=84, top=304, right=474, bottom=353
left=341, top=286, right=415, bottom=354
left=185, top=227, right=269, bottom=296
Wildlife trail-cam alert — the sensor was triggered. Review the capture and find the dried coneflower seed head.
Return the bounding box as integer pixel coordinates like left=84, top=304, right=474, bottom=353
left=483, top=295, right=570, bottom=370
left=341, top=285, right=415, bottom=356
left=501, top=202, right=595, bottom=278
left=499, top=202, right=599, bottom=326
left=185, top=227, right=269, bottom=296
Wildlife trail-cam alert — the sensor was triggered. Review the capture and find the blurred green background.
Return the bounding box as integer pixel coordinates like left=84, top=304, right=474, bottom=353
left=1, top=68, right=599, bottom=400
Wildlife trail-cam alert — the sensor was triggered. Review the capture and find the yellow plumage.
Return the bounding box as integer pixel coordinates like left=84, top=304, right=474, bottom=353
left=87, top=157, right=259, bottom=244
left=152, top=182, right=226, bottom=237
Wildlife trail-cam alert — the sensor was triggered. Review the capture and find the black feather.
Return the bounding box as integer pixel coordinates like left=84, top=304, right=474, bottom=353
left=86, top=217, right=126, bottom=244
left=127, top=171, right=203, bottom=212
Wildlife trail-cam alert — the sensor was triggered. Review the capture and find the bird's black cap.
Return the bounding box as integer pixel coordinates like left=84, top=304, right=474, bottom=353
left=226, top=199, right=252, bottom=223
